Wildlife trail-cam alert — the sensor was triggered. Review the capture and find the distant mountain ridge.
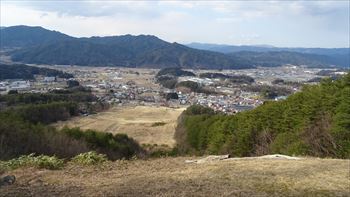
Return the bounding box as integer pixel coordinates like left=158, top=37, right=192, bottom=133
left=1, top=25, right=349, bottom=69
left=186, top=42, right=349, bottom=55
left=229, top=51, right=348, bottom=68
left=187, top=42, right=350, bottom=68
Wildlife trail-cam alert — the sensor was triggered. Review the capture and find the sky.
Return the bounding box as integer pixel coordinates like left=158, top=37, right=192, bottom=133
left=1, top=0, right=349, bottom=48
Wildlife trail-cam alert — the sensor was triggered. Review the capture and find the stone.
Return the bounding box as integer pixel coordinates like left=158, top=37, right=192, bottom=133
left=0, top=175, right=16, bottom=187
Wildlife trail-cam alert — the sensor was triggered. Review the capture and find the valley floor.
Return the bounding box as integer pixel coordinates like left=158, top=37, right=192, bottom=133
left=1, top=157, right=349, bottom=197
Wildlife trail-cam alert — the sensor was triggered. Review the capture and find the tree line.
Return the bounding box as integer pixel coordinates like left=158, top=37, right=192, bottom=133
left=0, top=87, right=143, bottom=160
left=175, top=73, right=350, bottom=158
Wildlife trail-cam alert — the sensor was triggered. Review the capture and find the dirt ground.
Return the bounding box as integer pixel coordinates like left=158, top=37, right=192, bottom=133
left=54, top=106, right=185, bottom=147
left=1, top=157, right=349, bottom=197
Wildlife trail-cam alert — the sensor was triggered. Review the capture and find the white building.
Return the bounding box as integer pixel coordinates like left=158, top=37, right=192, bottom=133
left=9, top=81, right=30, bottom=90
left=43, top=76, right=56, bottom=82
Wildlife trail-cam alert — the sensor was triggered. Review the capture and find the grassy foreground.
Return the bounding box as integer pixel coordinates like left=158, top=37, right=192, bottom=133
left=1, top=157, right=349, bottom=196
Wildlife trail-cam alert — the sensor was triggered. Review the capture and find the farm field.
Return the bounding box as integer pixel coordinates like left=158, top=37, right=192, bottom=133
left=54, top=106, right=186, bottom=147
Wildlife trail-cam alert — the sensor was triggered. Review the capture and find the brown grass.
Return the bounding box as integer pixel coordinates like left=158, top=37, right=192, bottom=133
left=1, top=157, right=349, bottom=196
left=54, top=106, right=185, bottom=147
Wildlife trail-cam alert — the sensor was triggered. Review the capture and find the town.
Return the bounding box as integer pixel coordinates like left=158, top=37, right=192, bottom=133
left=0, top=64, right=344, bottom=114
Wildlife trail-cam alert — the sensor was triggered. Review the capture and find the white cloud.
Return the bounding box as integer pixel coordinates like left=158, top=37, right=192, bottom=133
left=2, top=1, right=160, bottom=18
left=0, top=0, right=349, bottom=47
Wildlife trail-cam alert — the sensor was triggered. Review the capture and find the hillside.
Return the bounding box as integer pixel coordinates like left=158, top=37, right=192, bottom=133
left=1, top=156, right=349, bottom=196
left=176, top=73, right=350, bottom=158
left=10, top=40, right=131, bottom=67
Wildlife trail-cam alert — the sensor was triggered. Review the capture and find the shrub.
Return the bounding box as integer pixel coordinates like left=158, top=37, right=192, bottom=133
left=0, top=162, right=7, bottom=174
left=156, top=76, right=178, bottom=89
left=67, top=80, right=80, bottom=88
left=142, top=143, right=178, bottom=158
left=165, top=92, right=178, bottom=100
left=62, top=127, right=144, bottom=160
left=184, top=105, right=215, bottom=116
left=149, top=148, right=178, bottom=157
left=71, top=151, right=107, bottom=165
left=176, top=81, right=200, bottom=92
left=151, top=122, right=167, bottom=127
left=1, top=154, right=64, bottom=170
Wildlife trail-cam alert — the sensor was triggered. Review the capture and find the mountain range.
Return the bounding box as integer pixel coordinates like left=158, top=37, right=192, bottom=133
left=188, top=43, right=350, bottom=68
left=0, top=25, right=349, bottom=69
left=186, top=42, right=349, bottom=55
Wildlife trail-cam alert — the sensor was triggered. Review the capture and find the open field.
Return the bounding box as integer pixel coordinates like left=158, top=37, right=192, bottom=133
left=36, top=65, right=161, bottom=89
left=54, top=106, right=186, bottom=147
left=1, top=157, right=349, bottom=196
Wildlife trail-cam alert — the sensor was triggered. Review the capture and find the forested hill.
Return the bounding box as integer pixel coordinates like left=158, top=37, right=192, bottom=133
left=176, top=73, right=350, bottom=158
left=10, top=39, right=251, bottom=69
left=1, top=25, right=348, bottom=68
left=1, top=26, right=250, bottom=69
left=0, top=64, right=73, bottom=80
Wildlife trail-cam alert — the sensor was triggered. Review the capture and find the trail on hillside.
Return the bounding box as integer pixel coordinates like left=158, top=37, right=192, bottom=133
left=185, top=154, right=301, bottom=164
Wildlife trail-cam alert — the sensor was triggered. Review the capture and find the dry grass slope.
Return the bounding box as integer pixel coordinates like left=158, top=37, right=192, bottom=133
left=54, top=106, right=185, bottom=147
left=1, top=157, right=349, bottom=196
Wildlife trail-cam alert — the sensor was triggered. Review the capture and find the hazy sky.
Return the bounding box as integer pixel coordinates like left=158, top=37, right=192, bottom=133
left=1, top=0, right=349, bottom=48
